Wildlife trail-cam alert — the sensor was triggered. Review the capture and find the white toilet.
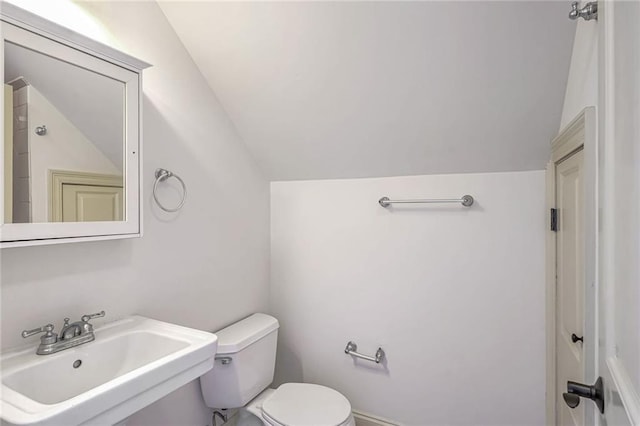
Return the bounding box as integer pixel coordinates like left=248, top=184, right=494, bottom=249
left=200, top=313, right=356, bottom=426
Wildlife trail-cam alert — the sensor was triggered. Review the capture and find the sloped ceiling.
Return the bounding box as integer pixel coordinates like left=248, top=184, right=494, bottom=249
left=5, top=39, right=124, bottom=171
left=160, top=1, right=575, bottom=180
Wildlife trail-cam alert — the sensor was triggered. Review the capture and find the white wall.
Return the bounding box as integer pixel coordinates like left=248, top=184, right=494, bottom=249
left=560, top=15, right=598, bottom=129
left=0, top=2, right=269, bottom=425
left=270, top=171, right=545, bottom=425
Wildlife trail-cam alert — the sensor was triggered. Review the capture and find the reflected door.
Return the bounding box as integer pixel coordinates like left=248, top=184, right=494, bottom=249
left=61, top=184, right=123, bottom=222
left=49, top=170, right=123, bottom=222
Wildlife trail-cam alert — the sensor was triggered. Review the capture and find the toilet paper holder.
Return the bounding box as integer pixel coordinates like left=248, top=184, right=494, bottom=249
left=344, top=341, right=385, bottom=364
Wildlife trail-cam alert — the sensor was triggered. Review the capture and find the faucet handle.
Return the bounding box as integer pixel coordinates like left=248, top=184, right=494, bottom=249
left=81, top=310, right=105, bottom=323
left=22, top=324, right=56, bottom=341
left=22, top=323, right=54, bottom=338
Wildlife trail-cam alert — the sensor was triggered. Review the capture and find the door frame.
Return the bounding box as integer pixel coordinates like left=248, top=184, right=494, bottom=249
left=48, top=169, right=123, bottom=222
left=597, top=1, right=640, bottom=423
left=4, top=84, right=13, bottom=223
left=545, top=107, right=598, bottom=425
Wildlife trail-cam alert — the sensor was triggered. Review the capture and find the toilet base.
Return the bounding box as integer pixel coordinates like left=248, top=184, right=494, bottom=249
left=224, top=409, right=264, bottom=426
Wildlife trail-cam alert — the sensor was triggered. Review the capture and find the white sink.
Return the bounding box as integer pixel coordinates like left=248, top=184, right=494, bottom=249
left=1, top=316, right=218, bottom=425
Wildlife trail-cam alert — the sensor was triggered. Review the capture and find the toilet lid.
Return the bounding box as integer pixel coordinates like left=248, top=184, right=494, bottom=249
left=262, top=383, right=352, bottom=426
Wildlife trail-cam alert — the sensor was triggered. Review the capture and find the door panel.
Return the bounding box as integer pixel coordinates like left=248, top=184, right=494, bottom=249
left=61, top=184, right=123, bottom=222
left=556, top=149, right=585, bottom=426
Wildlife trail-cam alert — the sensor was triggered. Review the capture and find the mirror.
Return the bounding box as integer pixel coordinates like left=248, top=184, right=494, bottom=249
left=4, top=41, right=125, bottom=223
left=1, top=4, right=150, bottom=247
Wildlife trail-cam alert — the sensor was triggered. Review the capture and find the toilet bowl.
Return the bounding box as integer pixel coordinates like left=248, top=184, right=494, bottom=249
left=200, top=314, right=355, bottom=426
left=246, top=384, right=355, bottom=426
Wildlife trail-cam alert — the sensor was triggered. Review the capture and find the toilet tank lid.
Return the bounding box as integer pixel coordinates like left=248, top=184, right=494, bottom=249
left=216, top=313, right=279, bottom=354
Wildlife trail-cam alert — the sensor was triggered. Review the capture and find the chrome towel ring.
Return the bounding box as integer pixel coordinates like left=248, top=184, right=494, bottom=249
left=153, top=168, right=186, bottom=212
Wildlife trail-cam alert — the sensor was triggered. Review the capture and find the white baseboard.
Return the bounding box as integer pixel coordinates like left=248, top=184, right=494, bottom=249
left=353, top=410, right=399, bottom=426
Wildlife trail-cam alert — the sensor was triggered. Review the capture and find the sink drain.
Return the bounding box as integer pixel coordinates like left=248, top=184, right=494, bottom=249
left=73, top=359, right=82, bottom=368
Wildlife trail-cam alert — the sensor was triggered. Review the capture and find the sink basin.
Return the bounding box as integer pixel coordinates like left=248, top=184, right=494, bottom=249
left=1, top=316, right=218, bottom=425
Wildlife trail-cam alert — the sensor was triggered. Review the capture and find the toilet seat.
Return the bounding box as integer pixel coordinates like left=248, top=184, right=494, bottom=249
left=261, top=383, right=352, bottom=426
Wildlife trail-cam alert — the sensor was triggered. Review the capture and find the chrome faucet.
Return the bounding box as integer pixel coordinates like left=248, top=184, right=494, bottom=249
left=21, top=311, right=105, bottom=355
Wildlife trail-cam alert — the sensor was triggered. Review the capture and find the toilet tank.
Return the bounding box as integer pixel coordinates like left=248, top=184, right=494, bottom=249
left=200, top=313, right=279, bottom=409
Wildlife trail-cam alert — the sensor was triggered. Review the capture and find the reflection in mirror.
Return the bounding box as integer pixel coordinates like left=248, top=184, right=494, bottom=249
left=3, top=41, right=125, bottom=224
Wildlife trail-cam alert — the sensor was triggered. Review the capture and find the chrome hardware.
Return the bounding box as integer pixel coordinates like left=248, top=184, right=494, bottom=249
left=563, top=377, right=605, bottom=414
left=153, top=168, right=187, bottom=212
left=81, top=310, right=105, bottom=322
left=22, top=310, right=105, bottom=355
left=22, top=323, right=54, bottom=338
left=569, top=1, right=598, bottom=21
left=34, top=125, right=47, bottom=136
left=60, top=317, right=81, bottom=340
left=344, top=341, right=385, bottom=364
left=379, top=195, right=474, bottom=208
left=571, top=333, right=584, bottom=344
left=215, top=356, right=233, bottom=365
left=22, top=324, right=57, bottom=345
left=461, top=195, right=474, bottom=207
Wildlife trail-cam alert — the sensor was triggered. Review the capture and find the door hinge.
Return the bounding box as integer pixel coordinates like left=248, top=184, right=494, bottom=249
left=550, top=208, right=558, bottom=232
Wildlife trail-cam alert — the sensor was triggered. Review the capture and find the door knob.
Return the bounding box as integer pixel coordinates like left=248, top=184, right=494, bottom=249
left=563, top=392, right=580, bottom=408
left=562, top=377, right=605, bottom=414
left=571, top=333, right=584, bottom=343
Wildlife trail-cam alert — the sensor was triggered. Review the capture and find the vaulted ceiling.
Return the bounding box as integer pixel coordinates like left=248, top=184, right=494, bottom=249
left=5, top=39, right=124, bottom=171
left=160, top=1, right=575, bottom=181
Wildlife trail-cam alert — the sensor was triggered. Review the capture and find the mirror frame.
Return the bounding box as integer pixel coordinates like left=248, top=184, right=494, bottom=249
left=0, top=3, right=150, bottom=248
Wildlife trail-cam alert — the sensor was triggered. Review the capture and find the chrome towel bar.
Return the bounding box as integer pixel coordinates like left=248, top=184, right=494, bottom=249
left=378, top=194, right=474, bottom=208
left=344, top=341, right=385, bottom=364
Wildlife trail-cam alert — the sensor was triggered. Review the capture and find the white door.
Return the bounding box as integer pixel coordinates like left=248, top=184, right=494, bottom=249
left=556, top=149, right=586, bottom=426
left=61, top=184, right=123, bottom=222
left=597, top=1, right=640, bottom=425
left=49, top=170, right=123, bottom=222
